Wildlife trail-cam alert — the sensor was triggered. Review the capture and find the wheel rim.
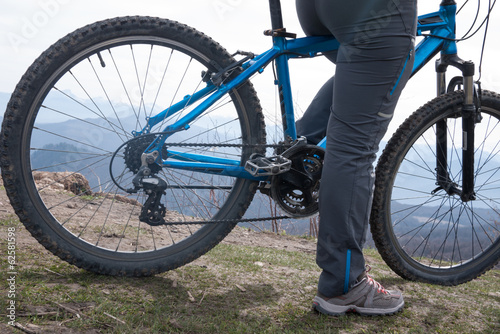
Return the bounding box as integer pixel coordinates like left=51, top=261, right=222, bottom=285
left=22, top=36, right=251, bottom=255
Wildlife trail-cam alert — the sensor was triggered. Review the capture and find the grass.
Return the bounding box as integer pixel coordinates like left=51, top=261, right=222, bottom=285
left=0, top=219, right=499, bottom=334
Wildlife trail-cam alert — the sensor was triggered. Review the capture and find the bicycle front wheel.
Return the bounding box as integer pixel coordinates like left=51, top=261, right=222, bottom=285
left=1, top=17, right=266, bottom=276
left=371, top=90, right=500, bottom=285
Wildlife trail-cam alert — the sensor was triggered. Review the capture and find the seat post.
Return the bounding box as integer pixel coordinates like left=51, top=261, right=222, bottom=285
left=269, top=0, right=284, bottom=30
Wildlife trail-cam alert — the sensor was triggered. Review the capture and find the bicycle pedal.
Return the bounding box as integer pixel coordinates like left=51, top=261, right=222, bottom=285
left=245, top=154, right=291, bottom=177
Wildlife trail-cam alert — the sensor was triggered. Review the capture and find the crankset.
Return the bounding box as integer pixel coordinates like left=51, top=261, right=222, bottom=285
left=269, top=144, right=324, bottom=218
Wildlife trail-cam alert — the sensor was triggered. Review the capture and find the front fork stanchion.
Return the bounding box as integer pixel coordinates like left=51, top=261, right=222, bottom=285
left=435, top=71, right=452, bottom=193
left=434, top=70, right=461, bottom=196
left=461, top=75, right=477, bottom=201
left=434, top=57, right=480, bottom=201
left=437, top=71, right=447, bottom=96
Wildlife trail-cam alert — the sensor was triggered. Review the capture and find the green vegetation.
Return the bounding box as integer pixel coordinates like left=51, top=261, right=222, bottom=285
left=0, top=220, right=498, bottom=333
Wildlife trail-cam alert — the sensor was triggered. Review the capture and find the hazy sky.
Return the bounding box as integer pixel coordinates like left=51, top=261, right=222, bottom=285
left=1, top=0, right=499, bottom=139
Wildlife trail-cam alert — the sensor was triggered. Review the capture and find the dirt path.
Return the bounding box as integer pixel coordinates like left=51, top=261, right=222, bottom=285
left=0, top=175, right=316, bottom=259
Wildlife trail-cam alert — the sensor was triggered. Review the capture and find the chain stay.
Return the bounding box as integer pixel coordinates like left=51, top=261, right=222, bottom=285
left=150, top=140, right=292, bottom=225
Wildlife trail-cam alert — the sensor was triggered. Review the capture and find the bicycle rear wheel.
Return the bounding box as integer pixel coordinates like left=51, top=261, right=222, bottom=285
left=371, top=90, right=500, bottom=285
left=1, top=16, right=265, bottom=276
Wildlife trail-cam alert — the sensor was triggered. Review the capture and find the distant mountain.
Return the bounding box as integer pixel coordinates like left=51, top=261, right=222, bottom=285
left=13, top=102, right=500, bottom=263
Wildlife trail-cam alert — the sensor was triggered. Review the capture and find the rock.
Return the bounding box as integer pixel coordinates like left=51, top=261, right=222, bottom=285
left=33, top=171, right=91, bottom=196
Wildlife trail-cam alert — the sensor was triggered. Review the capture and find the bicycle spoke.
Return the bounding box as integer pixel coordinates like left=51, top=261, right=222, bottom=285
left=49, top=87, right=130, bottom=141
left=108, top=49, right=141, bottom=129
left=33, top=127, right=113, bottom=154
left=40, top=104, right=126, bottom=137
left=382, top=100, right=500, bottom=274
left=88, top=56, right=129, bottom=139
left=68, top=70, right=130, bottom=141
left=149, top=48, right=173, bottom=118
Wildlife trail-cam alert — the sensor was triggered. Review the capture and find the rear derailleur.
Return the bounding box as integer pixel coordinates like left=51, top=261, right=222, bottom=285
left=127, top=152, right=168, bottom=226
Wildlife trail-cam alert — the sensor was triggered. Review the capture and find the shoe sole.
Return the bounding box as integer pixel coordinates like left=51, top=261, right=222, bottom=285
left=312, top=296, right=404, bottom=316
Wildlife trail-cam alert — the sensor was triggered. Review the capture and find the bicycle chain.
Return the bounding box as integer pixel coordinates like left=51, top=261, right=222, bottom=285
left=155, top=140, right=292, bottom=226
left=164, top=215, right=291, bottom=226
left=161, top=141, right=291, bottom=149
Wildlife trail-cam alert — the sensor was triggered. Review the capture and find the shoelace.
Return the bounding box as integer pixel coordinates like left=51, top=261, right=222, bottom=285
left=366, top=275, right=389, bottom=295
left=365, top=265, right=389, bottom=295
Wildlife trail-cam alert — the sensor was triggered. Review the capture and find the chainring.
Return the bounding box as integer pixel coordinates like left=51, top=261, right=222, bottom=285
left=270, top=145, right=324, bottom=218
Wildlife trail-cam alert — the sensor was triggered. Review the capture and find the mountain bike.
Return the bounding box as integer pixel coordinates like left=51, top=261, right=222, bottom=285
left=1, top=0, right=499, bottom=285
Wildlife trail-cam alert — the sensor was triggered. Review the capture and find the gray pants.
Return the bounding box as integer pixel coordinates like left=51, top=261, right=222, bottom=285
left=295, top=0, right=417, bottom=297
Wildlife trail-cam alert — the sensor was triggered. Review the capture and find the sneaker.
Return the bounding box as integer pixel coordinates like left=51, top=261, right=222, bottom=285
left=312, top=268, right=404, bottom=316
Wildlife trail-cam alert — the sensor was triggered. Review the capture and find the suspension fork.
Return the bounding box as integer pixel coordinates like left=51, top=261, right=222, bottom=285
left=434, top=54, right=480, bottom=201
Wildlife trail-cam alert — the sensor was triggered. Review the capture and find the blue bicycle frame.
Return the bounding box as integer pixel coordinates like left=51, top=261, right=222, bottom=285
left=139, top=0, right=466, bottom=183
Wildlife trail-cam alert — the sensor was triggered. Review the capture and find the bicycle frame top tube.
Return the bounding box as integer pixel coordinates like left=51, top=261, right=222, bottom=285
left=141, top=1, right=461, bottom=180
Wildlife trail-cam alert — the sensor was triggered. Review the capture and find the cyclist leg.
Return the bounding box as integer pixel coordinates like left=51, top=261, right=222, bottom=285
left=296, top=0, right=417, bottom=300
left=296, top=76, right=334, bottom=144
left=295, top=0, right=336, bottom=145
